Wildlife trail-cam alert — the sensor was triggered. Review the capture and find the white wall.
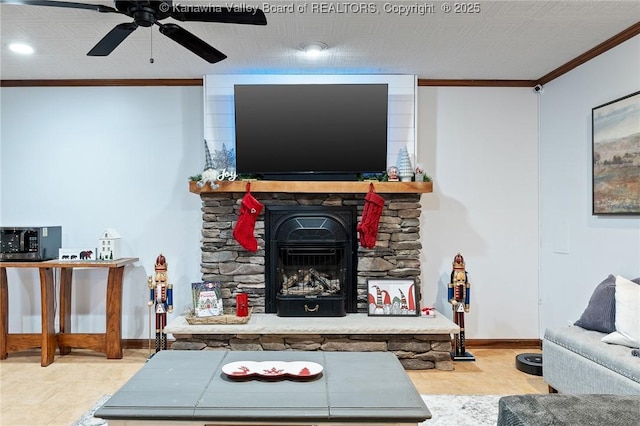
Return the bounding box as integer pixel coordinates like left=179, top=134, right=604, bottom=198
left=418, top=87, right=540, bottom=339
left=539, top=36, right=640, bottom=334
left=1, top=86, right=203, bottom=338
left=2, top=82, right=541, bottom=341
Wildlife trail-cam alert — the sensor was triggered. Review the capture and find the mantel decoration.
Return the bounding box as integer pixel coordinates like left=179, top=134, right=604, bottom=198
left=386, top=165, right=399, bottom=181
left=415, top=163, right=425, bottom=182
left=592, top=90, right=640, bottom=215
left=367, top=279, right=418, bottom=316
left=357, top=183, right=385, bottom=249
left=195, top=140, right=238, bottom=189
left=397, top=146, right=414, bottom=182
left=233, top=182, right=264, bottom=252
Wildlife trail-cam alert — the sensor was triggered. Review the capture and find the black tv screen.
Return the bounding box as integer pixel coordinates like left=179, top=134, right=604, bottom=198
left=233, top=83, right=388, bottom=180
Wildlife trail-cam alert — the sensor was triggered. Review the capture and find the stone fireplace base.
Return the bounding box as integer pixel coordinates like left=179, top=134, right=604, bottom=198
left=165, top=312, right=459, bottom=370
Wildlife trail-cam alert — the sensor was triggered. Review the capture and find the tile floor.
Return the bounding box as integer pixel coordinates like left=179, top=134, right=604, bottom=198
left=0, top=347, right=546, bottom=425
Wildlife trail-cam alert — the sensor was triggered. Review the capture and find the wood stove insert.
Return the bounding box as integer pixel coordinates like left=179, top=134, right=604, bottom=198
left=265, top=206, right=357, bottom=316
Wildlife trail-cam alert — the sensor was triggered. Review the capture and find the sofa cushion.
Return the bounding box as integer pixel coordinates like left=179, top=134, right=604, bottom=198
left=574, top=274, right=617, bottom=333
left=575, top=275, right=640, bottom=334
left=544, top=325, right=640, bottom=385
left=602, top=276, right=640, bottom=348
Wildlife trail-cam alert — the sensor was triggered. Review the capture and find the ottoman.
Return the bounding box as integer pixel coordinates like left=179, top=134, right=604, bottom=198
left=497, top=394, right=640, bottom=426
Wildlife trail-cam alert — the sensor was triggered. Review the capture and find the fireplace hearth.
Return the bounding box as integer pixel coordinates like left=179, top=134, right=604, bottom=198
left=265, top=206, right=357, bottom=316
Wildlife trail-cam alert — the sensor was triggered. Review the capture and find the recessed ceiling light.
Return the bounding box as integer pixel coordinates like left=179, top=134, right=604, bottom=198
left=9, top=43, right=34, bottom=55
left=299, top=42, right=327, bottom=58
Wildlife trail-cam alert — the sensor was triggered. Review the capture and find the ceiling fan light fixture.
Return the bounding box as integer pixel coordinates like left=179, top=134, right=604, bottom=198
left=9, top=42, right=34, bottom=55
left=300, top=42, right=327, bottom=58
left=5, top=1, right=268, bottom=62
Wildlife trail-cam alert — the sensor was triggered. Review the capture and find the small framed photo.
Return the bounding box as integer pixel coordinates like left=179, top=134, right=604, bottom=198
left=367, top=279, right=419, bottom=316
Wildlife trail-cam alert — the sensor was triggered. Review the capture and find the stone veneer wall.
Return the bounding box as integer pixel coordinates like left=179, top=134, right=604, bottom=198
left=173, top=334, right=454, bottom=370
left=199, top=191, right=423, bottom=312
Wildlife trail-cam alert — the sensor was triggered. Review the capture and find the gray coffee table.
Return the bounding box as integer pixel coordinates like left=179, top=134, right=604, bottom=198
left=95, top=350, right=431, bottom=425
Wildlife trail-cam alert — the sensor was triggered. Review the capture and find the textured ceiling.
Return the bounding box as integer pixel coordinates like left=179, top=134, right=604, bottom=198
left=1, top=1, right=639, bottom=81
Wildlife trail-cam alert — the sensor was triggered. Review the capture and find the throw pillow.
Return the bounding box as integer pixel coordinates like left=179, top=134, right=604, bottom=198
left=601, top=275, right=640, bottom=348
left=574, top=274, right=618, bottom=333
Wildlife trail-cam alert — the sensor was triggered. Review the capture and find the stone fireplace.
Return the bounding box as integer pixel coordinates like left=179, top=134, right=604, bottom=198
left=196, top=182, right=426, bottom=315
left=168, top=181, right=462, bottom=371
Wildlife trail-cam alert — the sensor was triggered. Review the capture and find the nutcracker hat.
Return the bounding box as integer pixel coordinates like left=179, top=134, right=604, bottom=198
left=155, top=254, right=167, bottom=271
left=203, top=140, right=214, bottom=171
left=452, top=253, right=465, bottom=268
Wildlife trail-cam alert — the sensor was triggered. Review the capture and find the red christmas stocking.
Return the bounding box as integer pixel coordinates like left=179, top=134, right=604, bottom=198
left=233, top=185, right=264, bottom=252
left=357, top=184, right=385, bottom=249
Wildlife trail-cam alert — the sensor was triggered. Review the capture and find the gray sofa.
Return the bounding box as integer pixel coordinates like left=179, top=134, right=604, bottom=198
left=497, top=394, right=640, bottom=426
left=543, top=325, right=640, bottom=394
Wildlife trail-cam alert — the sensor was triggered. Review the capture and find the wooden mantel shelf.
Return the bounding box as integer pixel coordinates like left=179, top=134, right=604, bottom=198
left=189, top=180, right=432, bottom=194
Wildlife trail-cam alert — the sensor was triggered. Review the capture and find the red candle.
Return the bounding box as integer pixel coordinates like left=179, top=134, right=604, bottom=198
left=236, top=293, right=248, bottom=317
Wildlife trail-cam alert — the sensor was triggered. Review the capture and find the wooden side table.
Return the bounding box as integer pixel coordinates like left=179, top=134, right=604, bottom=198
left=44, top=258, right=138, bottom=359
left=0, top=261, right=57, bottom=367
left=0, top=258, right=138, bottom=366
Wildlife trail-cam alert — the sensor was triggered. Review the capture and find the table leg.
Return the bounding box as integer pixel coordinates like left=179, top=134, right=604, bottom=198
left=38, top=267, right=56, bottom=366
left=105, top=266, right=124, bottom=359
left=0, top=267, right=8, bottom=360
left=58, top=268, right=73, bottom=355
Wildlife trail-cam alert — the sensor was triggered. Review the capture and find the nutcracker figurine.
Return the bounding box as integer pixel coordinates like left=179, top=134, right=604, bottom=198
left=148, top=254, right=173, bottom=353
left=448, top=253, right=475, bottom=361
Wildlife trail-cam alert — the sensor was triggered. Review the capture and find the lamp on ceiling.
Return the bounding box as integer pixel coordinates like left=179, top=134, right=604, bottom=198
left=9, top=43, right=34, bottom=55
left=299, top=41, right=327, bottom=58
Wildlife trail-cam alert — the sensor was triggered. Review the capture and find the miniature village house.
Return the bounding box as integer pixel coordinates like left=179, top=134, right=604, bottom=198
left=99, top=228, right=121, bottom=260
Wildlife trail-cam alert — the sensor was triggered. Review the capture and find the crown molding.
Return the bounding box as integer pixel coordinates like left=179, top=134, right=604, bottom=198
left=417, top=80, right=536, bottom=87
left=0, top=78, right=203, bottom=87
left=536, top=21, right=640, bottom=86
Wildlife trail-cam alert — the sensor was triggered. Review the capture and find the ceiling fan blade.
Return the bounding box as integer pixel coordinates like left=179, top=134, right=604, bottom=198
left=158, top=23, right=227, bottom=64
left=87, top=22, right=138, bottom=56
left=0, top=0, right=118, bottom=13
left=171, top=8, right=267, bottom=25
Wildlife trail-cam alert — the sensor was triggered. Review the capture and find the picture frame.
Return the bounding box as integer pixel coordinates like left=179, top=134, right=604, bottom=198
left=592, top=90, right=640, bottom=215
left=191, top=281, right=223, bottom=317
left=367, top=279, right=419, bottom=316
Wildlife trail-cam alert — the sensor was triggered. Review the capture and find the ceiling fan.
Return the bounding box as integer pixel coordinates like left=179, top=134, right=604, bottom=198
left=1, top=0, right=267, bottom=63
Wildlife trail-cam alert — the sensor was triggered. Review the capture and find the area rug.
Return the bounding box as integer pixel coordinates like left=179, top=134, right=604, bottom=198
left=75, top=394, right=503, bottom=426
left=420, top=394, right=502, bottom=425
left=72, top=395, right=109, bottom=426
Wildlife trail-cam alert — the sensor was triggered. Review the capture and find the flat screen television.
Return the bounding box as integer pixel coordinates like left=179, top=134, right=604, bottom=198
left=233, top=83, right=388, bottom=181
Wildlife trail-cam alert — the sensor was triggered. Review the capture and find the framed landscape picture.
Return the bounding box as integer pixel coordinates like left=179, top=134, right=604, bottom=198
left=592, top=90, right=640, bottom=215
left=367, top=279, right=419, bottom=316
